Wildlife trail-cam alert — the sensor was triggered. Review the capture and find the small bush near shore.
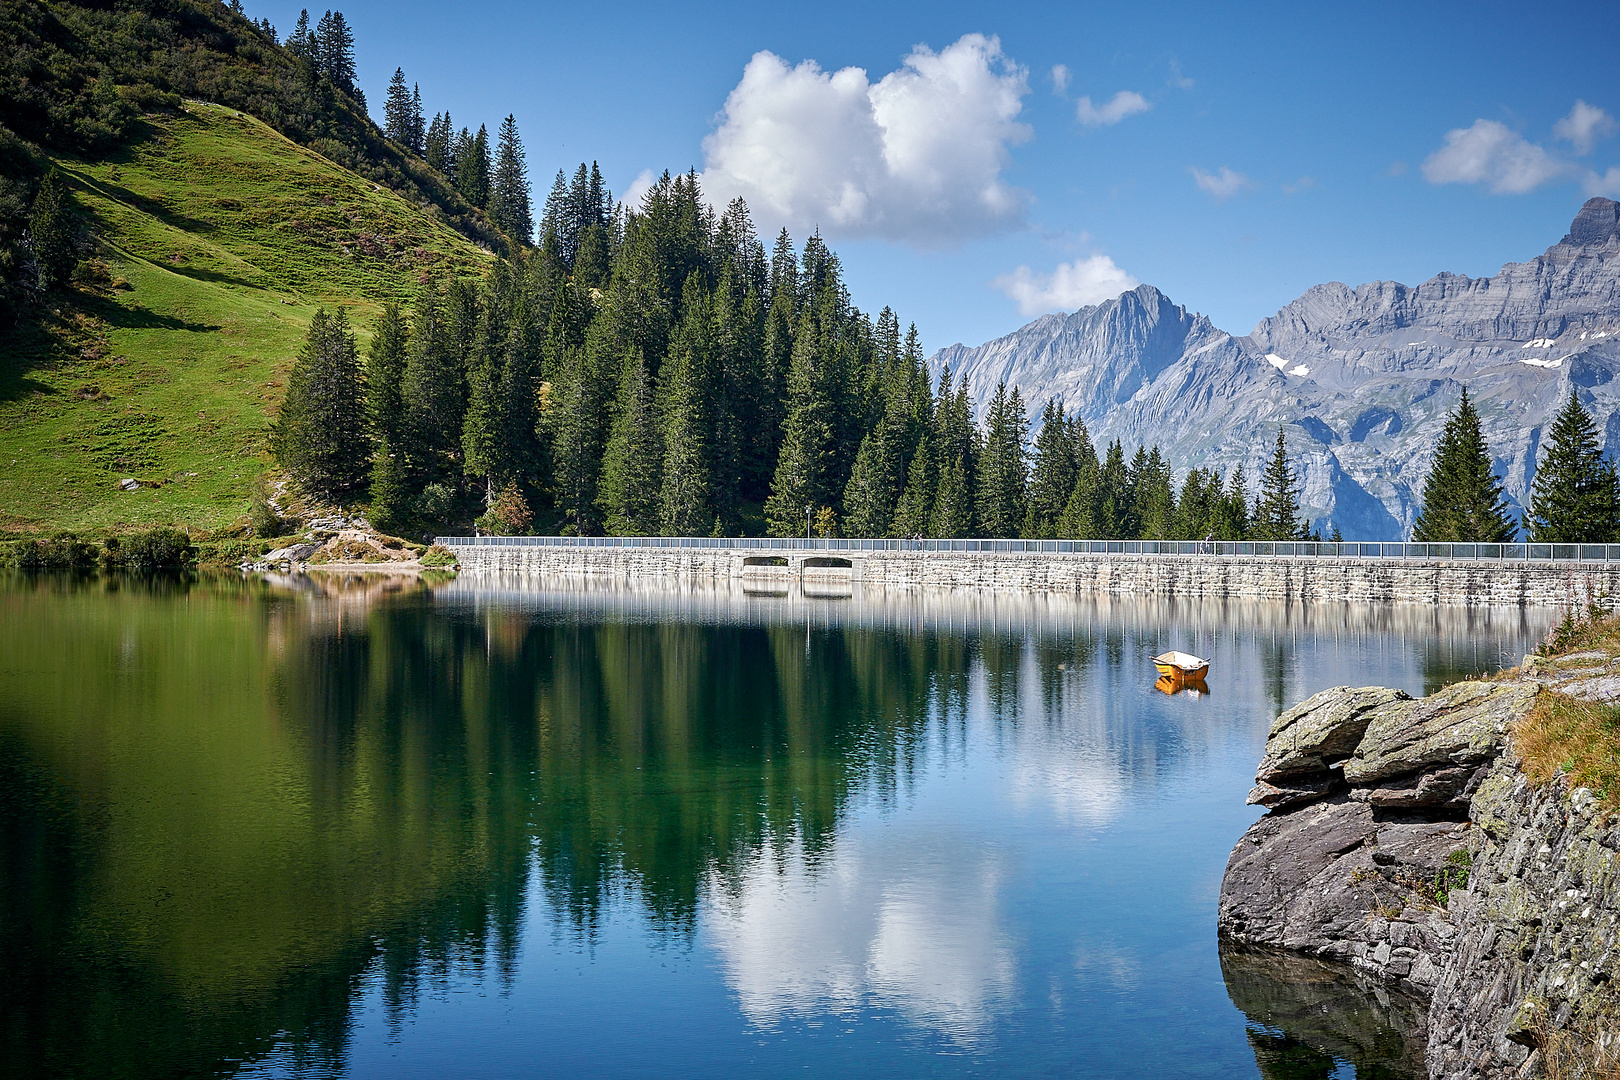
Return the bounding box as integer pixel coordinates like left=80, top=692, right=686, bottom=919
left=2, top=533, right=100, bottom=569
left=420, top=545, right=458, bottom=568
left=107, top=528, right=197, bottom=570
left=1516, top=694, right=1620, bottom=812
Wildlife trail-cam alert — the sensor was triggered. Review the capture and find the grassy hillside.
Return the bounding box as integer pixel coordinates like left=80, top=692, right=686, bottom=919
left=0, top=101, right=492, bottom=536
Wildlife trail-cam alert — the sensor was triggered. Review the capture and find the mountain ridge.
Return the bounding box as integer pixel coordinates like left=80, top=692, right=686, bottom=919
left=931, top=197, right=1620, bottom=540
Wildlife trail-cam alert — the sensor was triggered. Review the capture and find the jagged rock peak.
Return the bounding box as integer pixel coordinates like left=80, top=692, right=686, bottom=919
left=1561, top=196, right=1620, bottom=247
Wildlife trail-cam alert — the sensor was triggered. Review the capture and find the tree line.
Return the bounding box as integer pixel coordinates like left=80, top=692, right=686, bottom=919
left=1413, top=388, right=1620, bottom=544
left=276, top=172, right=1339, bottom=541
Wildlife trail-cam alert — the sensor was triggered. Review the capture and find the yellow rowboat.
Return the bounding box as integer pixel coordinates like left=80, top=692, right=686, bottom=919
left=1155, top=674, right=1210, bottom=697
left=1152, top=651, right=1210, bottom=680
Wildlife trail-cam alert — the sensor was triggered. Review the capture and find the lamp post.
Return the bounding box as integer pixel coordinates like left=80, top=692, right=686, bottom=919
left=805, top=503, right=812, bottom=541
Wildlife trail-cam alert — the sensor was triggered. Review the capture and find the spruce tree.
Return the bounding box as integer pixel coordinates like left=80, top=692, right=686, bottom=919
left=400, top=283, right=465, bottom=483
left=1411, top=388, right=1516, bottom=542
left=274, top=308, right=370, bottom=498
left=1221, top=465, right=1252, bottom=540
left=1254, top=429, right=1304, bottom=540
left=658, top=278, right=716, bottom=535
left=842, top=431, right=893, bottom=537
left=1092, top=440, right=1132, bottom=538
left=409, top=85, right=425, bottom=154
left=289, top=9, right=312, bottom=58
left=1024, top=399, right=1076, bottom=538
left=550, top=327, right=610, bottom=535
left=764, top=307, right=839, bottom=535
left=457, top=125, right=490, bottom=208
left=383, top=68, right=412, bottom=144
left=28, top=168, right=78, bottom=290
left=368, top=436, right=411, bottom=535
left=488, top=115, right=532, bottom=244
left=892, top=432, right=936, bottom=537
left=314, top=10, right=356, bottom=93
left=931, top=454, right=974, bottom=538
left=598, top=349, right=663, bottom=534
left=366, top=302, right=409, bottom=449
left=976, top=382, right=1028, bottom=536
left=425, top=112, right=453, bottom=174
left=1135, top=446, right=1177, bottom=540
left=1525, top=393, right=1620, bottom=543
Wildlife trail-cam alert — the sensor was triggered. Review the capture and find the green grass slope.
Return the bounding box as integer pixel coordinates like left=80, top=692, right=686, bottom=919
left=0, top=101, right=492, bottom=536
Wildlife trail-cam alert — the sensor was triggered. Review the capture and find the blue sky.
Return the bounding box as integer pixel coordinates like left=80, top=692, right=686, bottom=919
left=265, top=0, right=1620, bottom=353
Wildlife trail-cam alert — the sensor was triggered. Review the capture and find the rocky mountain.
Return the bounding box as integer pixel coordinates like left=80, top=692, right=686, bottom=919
left=933, top=197, right=1620, bottom=539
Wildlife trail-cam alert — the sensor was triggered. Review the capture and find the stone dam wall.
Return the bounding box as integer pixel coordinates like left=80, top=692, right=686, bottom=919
left=444, top=543, right=1620, bottom=607
left=1219, top=660, right=1620, bottom=1079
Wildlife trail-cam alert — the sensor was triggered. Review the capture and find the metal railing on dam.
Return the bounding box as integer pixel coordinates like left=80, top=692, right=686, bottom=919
left=437, top=535, right=1620, bottom=563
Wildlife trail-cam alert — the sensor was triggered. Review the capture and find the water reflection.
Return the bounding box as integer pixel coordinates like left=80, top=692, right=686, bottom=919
left=0, top=571, right=1549, bottom=1079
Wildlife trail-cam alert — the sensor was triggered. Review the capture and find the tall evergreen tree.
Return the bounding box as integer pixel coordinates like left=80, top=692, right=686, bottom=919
left=28, top=168, right=78, bottom=290
left=409, top=84, right=425, bottom=153
left=659, top=276, right=716, bottom=534
left=549, top=323, right=610, bottom=535
left=365, top=302, right=408, bottom=449
left=456, top=125, right=490, bottom=208
left=288, top=9, right=313, bottom=58
left=1411, top=388, right=1517, bottom=542
left=764, top=307, right=840, bottom=535
left=892, top=431, right=936, bottom=537
left=425, top=112, right=454, bottom=174
left=314, top=10, right=357, bottom=94
left=368, top=435, right=411, bottom=535
left=1024, top=399, right=1076, bottom=538
left=1525, top=393, right=1620, bottom=543
left=1135, top=446, right=1177, bottom=539
left=400, top=282, right=465, bottom=483
left=976, top=382, right=1028, bottom=536
left=1253, top=429, right=1305, bottom=540
left=274, top=308, right=369, bottom=498
left=383, top=68, right=412, bottom=144
left=598, top=348, right=663, bottom=534
left=931, top=454, right=974, bottom=538
left=488, top=114, right=532, bottom=243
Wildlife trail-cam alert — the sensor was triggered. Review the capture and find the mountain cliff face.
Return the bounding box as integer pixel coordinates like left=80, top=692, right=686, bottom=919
left=933, top=198, right=1620, bottom=539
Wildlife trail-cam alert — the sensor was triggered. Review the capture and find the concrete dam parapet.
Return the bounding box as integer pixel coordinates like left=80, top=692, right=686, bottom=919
left=441, top=541, right=1620, bottom=608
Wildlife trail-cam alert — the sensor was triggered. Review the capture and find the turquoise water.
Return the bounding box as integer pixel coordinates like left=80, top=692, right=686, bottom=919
left=0, top=573, right=1549, bottom=1078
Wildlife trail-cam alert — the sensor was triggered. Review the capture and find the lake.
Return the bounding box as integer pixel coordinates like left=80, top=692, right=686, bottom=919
left=0, top=571, right=1552, bottom=1079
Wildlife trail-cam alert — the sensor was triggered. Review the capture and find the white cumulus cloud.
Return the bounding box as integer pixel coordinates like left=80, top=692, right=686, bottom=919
left=1190, top=166, right=1254, bottom=201
left=1075, top=90, right=1150, bottom=127
left=992, top=256, right=1139, bottom=316
left=699, top=34, right=1032, bottom=246
left=1421, top=119, right=1570, bottom=194
left=1050, top=63, right=1070, bottom=94
left=1587, top=166, right=1620, bottom=198
left=1554, top=100, right=1618, bottom=155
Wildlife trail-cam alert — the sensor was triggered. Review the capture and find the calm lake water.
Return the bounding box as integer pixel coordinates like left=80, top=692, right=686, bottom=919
left=0, top=571, right=1553, bottom=1079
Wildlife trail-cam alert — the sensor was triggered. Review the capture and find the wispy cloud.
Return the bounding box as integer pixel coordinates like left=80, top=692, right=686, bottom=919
left=1075, top=90, right=1150, bottom=127
left=1049, top=64, right=1070, bottom=95
left=1554, top=100, right=1617, bottom=155
left=1190, top=166, right=1254, bottom=201
left=992, top=256, right=1139, bottom=316
left=1167, top=60, right=1194, bottom=90
left=1282, top=176, right=1317, bottom=195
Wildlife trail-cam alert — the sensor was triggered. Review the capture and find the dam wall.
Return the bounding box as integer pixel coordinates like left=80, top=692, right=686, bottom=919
left=440, top=539, right=1620, bottom=608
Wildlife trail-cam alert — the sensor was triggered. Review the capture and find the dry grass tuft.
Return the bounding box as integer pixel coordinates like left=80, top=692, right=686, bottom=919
left=1515, top=692, right=1620, bottom=812
left=1539, top=1015, right=1620, bottom=1080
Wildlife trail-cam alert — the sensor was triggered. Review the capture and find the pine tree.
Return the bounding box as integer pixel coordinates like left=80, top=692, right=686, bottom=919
left=892, top=432, right=936, bottom=537
left=1253, top=429, right=1304, bottom=540
left=598, top=348, right=663, bottom=534
left=550, top=322, right=611, bottom=535
left=659, top=277, right=716, bottom=534
left=274, top=308, right=370, bottom=498
left=931, top=454, right=974, bottom=538
left=457, top=125, right=490, bottom=208
left=1135, top=446, right=1177, bottom=540
left=28, top=168, right=78, bottom=290
left=368, top=435, right=412, bottom=535
left=1220, top=465, right=1252, bottom=540
left=289, top=9, right=312, bottom=58
left=366, top=302, right=409, bottom=449
left=976, top=382, right=1028, bottom=536
left=314, top=10, right=356, bottom=94
left=1525, top=393, right=1620, bottom=543
left=488, top=115, right=532, bottom=244
left=409, top=85, right=425, bottom=153
left=1023, top=399, right=1076, bottom=538
left=764, top=307, right=840, bottom=535
left=1090, top=440, right=1131, bottom=538
left=425, top=112, right=453, bottom=174
left=400, top=282, right=465, bottom=483
left=1411, top=388, right=1517, bottom=542
left=383, top=68, right=412, bottom=144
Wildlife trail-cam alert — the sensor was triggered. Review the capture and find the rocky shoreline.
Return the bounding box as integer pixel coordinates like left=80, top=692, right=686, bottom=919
left=1219, top=658, right=1620, bottom=1077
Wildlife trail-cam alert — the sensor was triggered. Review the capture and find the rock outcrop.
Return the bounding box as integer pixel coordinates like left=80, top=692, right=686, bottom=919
left=1219, top=670, right=1620, bottom=1078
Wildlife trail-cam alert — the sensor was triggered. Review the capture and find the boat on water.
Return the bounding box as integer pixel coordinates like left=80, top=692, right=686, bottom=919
left=1152, top=651, right=1210, bottom=680
left=1154, top=674, right=1210, bottom=697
